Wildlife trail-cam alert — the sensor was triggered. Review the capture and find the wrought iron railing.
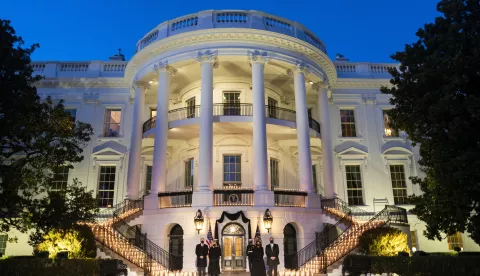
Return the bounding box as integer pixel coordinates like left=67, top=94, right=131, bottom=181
left=213, top=188, right=254, bottom=206
left=273, top=189, right=307, bottom=208
left=322, top=197, right=376, bottom=221
left=213, top=103, right=253, bottom=116
left=265, top=105, right=296, bottom=122
left=309, top=117, right=321, bottom=134
left=143, top=116, right=156, bottom=133
left=169, top=106, right=201, bottom=121
left=158, top=189, right=193, bottom=208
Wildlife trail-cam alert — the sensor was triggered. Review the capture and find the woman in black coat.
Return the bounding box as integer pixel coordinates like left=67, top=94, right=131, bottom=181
left=208, top=242, right=221, bottom=276
left=250, top=240, right=266, bottom=276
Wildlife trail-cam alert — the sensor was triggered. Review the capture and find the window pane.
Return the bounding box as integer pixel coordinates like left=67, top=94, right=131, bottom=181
left=103, top=109, right=121, bottom=137
left=340, top=110, right=356, bottom=137
left=312, top=165, right=318, bottom=193
left=390, top=165, right=408, bottom=205
left=447, top=232, right=463, bottom=250
left=97, top=166, right=116, bottom=207
left=150, top=109, right=157, bottom=118
left=223, top=155, right=241, bottom=186
left=411, top=231, right=418, bottom=249
left=186, top=97, right=196, bottom=118
left=145, top=165, right=152, bottom=191
left=345, top=165, right=363, bottom=205
left=270, top=158, right=279, bottom=189
left=383, top=110, right=399, bottom=137
left=65, top=109, right=77, bottom=122
left=185, top=158, right=194, bottom=188
left=0, top=234, right=8, bottom=256
left=52, top=167, right=69, bottom=191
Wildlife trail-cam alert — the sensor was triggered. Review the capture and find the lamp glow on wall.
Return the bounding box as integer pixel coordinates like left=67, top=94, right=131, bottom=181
left=194, top=209, right=204, bottom=234
left=263, top=209, right=273, bottom=233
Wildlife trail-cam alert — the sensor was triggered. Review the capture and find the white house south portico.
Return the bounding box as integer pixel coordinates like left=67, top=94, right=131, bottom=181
left=4, top=9, right=476, bottom=276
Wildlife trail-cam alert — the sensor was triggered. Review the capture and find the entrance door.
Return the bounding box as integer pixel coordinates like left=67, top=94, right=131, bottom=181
left=222, top=223, right=246, bottom=271
left=284, top=223, right=297, bottom=269
left=169, top=224, right=184, bottom=270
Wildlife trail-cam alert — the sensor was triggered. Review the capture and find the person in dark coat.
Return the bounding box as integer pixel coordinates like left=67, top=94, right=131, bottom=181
left=196, top=238, right=209, bottom=276
left=250, top=240, right=266, bottom=276
left=265, top=237, right=279, bottom=276
left=208, top=241, right=221, bottom=276
left=246, top=239, right=254, bottom=271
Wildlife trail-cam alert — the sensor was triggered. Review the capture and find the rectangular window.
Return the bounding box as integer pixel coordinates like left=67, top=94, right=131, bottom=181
left=150, top=109, right=157, bottom=118
left=345, top=165, right=364, bottom=205
left=270, top=158, right=279, bottom=189
left=103, top=109, right=121, bottom=137
left=447, top=232, right=463, bottom=250
left=145, top=165, right=152, bottom=192
left=185, top=158, right=194, bottom=188
left=383, top=110, right=399, bottom=137
left=267, top=97, right=278, bottom=118
left=223, top=155, right=241, bottom=187
left=97, top=165, right=116, bottom=207
left=52, top=167, right=69, bottom=191
left=340, top=109, right=357, bottom=137
left=390, top=165, right=408, bottom=205
left=0, top=234, right=7, bottom=257
left=312, top=164, right=318, bottom=193
left=308, top=108, right=313, bottom=118
left=186, top=97, right=196, bottom=118
left=65, top=109, right=77, bottom=122
left=223, top=92, right=241, bottom=115
left=411, top=230, right=418, bottom=249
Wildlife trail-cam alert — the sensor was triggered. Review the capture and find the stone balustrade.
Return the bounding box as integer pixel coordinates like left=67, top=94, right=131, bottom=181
left=30, top=61, right=127, bottom=78
left=334, top=61, right=399, bottom=78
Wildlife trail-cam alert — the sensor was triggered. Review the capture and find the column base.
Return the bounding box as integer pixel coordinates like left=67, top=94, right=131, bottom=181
left=144, top=193, right=159, bottom=210
left=192, top=191, right=213, bottom=207
left=306, top=193, right=322, bottom=209
left=254, top=190, right=274, bottom=207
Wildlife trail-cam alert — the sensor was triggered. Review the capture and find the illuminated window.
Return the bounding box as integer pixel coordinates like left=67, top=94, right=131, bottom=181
left=52, top=167, right=69, bottom=191
left=223, top=92, right=241, bottom=115
left=97, top=166, right=116, bottom=207
left=390, top=165, right=408, bottom=205
left=345, top=165, right=364, bottom=205
left=447, top=232, right=463, bottom=250
left=185, top=158, right=194, bottom=188
left=145, top=165, right=152, bottom=192
left=383, top=110, right=399, bottom=137
left=223, top=155, right=241, bottom=187
left=340, top=109, right=357, bottom=137
left=65, top=109, right=77, bottom=122
left=411, top=230, right=418, bottom=249
left=270, top=158, right=279, bottom=189
left=186, top=97, right=196, bottom=118
left=150, top=109, right=157, bottom=118
left=103, top=109, right=121, bottom=137
left=0, top=234, right=7, bottom=257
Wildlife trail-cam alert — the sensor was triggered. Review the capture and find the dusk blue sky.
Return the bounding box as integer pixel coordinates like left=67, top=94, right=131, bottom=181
left=1, top=0, right=441, bottom=62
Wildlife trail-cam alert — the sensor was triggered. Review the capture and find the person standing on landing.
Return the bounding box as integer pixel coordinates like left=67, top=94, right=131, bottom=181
left=265, top=237, right=279, bottom=276
left=251, top=239, right=266, bottom=276
left=208, top=241, right=221, bottom=276
left=196, top=238, right=209, bottom=276
left=246, top=239, right=254, bottom=271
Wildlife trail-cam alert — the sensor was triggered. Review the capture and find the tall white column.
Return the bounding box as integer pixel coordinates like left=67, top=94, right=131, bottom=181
left=126, top=81, right=146, bottom=199
left=293, top=64, right=315, bottom=193
left=250, top=51, right=269, bottom=192
left=197, top=51, right=216, bottom=193
left=150, top=61, right=176, bottom=196
left=315, top=83, right=336, bottom=198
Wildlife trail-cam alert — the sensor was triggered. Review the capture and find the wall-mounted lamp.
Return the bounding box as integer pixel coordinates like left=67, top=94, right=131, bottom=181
left=194, top=209, right=204, bottom=234
left=263, top=209, right=273, bottom=233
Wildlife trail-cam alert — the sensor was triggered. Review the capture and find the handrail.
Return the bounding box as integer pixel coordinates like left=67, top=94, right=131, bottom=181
left=213, top=103, right=253, bottom=116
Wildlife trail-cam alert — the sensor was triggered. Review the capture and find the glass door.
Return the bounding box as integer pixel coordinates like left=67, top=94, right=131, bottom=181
left=186, top=97, right=196, bottom=118
left=223, top=92, right=240, bottom=115
left=267, top=97, right=278, bottom=118
left=222, top=223, right=246, bottom=271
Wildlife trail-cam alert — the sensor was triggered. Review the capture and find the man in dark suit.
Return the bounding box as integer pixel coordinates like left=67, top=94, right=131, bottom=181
left=246, top=239, right=254, bottom=271
left=265, top=236, right=279, bottom=276
left=195, top=238, right=209, bottom=276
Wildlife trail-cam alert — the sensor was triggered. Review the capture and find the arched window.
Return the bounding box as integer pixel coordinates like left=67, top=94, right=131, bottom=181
left=283, top=223, right=297, bottom=269
left=169, top=224, right=184, bottom=271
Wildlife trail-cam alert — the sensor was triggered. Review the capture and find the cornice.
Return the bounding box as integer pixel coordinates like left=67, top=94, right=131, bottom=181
left=125, top=28, right=338, bottom=85
left=35, top=78, right=129, bottom=89
left=333, top=78, right=393, bottom=89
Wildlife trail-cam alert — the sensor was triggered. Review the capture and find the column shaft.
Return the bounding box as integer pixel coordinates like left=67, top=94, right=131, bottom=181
left=318, top=87, right=335, bottom=197
left=198, top=62, right=214, bottom=191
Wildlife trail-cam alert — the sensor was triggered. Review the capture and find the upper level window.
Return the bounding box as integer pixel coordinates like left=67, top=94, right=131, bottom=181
left=103, top=109, right=121, bottom=137
left=340, top=109, right=357, bottom=137
left=390, top=165, right=408, bottom=205
left=447, top=232, right=463, bottom=251
left=312, top=164, right=318, bottom=193
left=52, top=166, right=69, bottom=191
left=267, top=97, right=278, bottom=118
left=308, top=108, right=313, bottom=118
left=65, top=109, right=77, bottom=122
left=383, top=110, right=399, bottom=137
left=145, top=165, right=152, bottom=192
left=186, top=97, right=196, bottom=118
left=0, top=234, right=7, bottom=257
left=345, top=165, right=364, bottom=205
left=270, top=158, right=279, bottom=189
left=185, top=158, right=194, bottom=188
left=223, top=92, right=241, bottom=115
left=223, top=155, right=241, bottom=187
left=150, top=109, right=157, bottom=118
left=97, top=165, right=116, bottom=207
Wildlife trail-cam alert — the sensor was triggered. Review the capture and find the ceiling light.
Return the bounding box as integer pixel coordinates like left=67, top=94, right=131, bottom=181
left=309, top=81, right=314, bottom=84
left=149, top=81, right=153, bottom=84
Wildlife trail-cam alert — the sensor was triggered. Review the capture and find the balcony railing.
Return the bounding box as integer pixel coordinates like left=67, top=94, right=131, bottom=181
left=273, top=189, right=307, bottom=207
left=158, top=189, right=193, bottom=208
left=143, top=104, right=321, bottom=135
left=213, top=188, right=254, bottom=206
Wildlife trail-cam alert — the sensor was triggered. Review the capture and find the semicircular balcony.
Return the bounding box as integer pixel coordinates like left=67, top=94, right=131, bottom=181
left=142, top=103, right=321, bottom=138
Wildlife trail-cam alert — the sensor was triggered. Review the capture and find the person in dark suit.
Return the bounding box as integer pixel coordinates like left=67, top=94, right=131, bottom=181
left=196, top=238, right=209, bottom=276
left=246, top=239, right=254, bottom=271
left=265, top=237, right=279, bottom=276
left=208, top=241, right=221, bottom=276
left=251, top=239, right=266, bottom=276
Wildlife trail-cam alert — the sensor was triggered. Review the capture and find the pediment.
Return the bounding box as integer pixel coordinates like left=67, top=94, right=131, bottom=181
left=92, top=141, right=128, bottom=156
left=336, top=146, right=368, bottom=157
left=382, top=146, right=413, bottom=156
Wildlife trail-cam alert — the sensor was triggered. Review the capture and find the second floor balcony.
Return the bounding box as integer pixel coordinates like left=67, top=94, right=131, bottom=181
left=142, top=104, right=321, bottom=136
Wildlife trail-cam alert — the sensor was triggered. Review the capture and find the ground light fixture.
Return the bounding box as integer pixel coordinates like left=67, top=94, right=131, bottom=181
left=263, top=208, right=273, bottom=233
left=194, top=209, right=204, bottom=234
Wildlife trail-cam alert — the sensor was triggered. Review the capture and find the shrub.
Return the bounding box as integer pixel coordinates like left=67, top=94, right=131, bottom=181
left=0, top=258, right=100, bottom=276
left=36, top=225, right=96, bottom=258
left=358, top=227, right=410, bottom=256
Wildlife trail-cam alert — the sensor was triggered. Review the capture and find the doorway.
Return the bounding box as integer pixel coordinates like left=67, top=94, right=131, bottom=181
left=283, top=223, right=297, bottom=269
left=169, top=224, right=184, bottom=271
left=222, top=223, right=246, bottom=271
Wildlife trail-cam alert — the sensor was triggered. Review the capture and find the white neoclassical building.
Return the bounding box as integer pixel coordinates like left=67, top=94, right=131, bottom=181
left=4, top=10, right=480, bottom=275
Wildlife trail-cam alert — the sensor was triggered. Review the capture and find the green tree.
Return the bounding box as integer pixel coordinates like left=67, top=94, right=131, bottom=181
left=381, top=0, right=480, bottom=244
left=0, top=19, right=97, bottom=245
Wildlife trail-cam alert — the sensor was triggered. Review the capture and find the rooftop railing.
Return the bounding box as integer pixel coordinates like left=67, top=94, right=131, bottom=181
left=30, top=61, right=127, bottom=78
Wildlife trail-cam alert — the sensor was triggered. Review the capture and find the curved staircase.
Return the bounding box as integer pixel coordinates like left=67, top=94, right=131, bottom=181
left=295, top=197, right=408, bottom=274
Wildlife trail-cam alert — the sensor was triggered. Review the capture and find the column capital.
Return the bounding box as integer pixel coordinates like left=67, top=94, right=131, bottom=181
left=154, top=60, right=177, bottom=75
left=248, top=50, right=270, bottom=64
left=311, top=81, right=331, bottom=92
left=197, top=50, right=218, bottom=64
left=288, top=62, right=311, bottom=76
left=133, top=80, right=150, bottom=91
